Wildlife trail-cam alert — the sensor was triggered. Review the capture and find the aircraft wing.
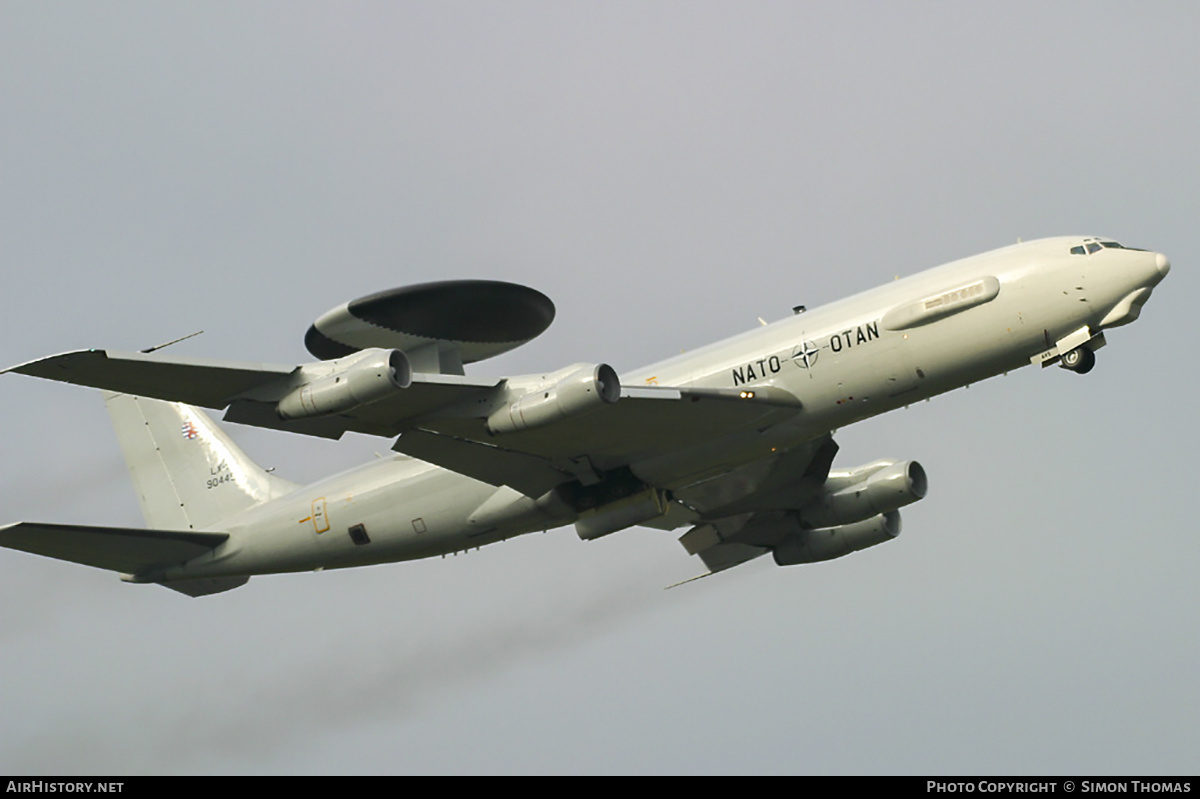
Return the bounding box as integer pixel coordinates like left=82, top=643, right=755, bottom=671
left=8, top=349, right=802, bottom=496
left=5, top=349, right=503, bottom=439
left=394, top=386, right=802, bottom=496
left=5, top=349, right=296, bottom=408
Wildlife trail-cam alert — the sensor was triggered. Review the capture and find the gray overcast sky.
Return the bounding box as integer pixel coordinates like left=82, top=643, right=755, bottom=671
left=2, top=2, right=1197, bottom=775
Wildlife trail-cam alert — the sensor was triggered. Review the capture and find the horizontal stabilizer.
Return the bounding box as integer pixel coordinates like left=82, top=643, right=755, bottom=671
left=0, top=522, right=227, bottom=575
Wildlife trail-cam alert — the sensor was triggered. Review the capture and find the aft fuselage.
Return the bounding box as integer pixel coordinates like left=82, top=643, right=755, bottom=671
left=149, top=236, right=1169, bottom=583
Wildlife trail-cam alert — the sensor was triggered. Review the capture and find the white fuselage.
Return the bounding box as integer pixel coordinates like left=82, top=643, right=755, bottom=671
left=153, top=237, right=1169, bottom=583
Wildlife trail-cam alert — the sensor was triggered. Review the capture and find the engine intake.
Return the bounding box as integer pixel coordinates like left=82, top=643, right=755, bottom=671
left=800, top=460, right=926, bottom=529
left=487, top=363, right=620, bottom=434
left=277, top=348, right=412, bottom=420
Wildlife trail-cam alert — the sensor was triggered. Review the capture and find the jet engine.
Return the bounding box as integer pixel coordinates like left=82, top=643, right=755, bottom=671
left=799, top=460, right=926, bottom=528
left=487, top=363, right=620, bottom=434
left=773, top=511, right=901, bottom=566
left=276, top=348, right=412, bottom=420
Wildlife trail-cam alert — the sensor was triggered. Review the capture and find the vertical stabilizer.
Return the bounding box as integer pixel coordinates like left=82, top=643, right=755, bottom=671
left=104, top=393, right=299, bottom=530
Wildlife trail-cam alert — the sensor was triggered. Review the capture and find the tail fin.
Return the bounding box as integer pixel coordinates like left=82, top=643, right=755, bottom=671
left=104, top=393, right=299, bottom=530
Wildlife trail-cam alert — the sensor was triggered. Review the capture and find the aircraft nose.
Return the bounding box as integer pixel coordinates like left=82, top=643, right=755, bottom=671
left=1155, top=251, right=1171, bottom=279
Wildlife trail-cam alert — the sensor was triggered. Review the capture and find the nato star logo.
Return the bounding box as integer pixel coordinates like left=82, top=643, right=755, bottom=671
left=792, top=340, right=819, bottom=369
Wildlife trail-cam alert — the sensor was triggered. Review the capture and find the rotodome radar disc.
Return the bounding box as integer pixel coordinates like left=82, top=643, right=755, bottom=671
left=305, top=280, right=556, bottom=362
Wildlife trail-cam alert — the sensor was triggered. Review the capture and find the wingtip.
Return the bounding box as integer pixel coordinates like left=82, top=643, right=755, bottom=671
left=3, top=348, right=106, bottom=377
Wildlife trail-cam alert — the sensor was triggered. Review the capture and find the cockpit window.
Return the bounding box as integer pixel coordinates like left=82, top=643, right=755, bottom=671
left=1071, top=238, right=1136, bottom=255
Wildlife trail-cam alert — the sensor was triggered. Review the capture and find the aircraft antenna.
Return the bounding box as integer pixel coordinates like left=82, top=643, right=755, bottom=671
left=141, top=330, right=204, bottom=354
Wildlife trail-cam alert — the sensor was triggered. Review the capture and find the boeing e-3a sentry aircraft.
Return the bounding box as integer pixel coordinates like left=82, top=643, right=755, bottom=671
left=0, top=237, right=1171, bottom=596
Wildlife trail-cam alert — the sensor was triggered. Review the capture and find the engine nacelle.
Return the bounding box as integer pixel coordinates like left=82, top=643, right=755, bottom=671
left=276, top=348, right=412, bottom=420
left=800, top=460, right=927, bottom=529
left=487, top=363, right=620, bottom=434
left=773, top=511, right=901, bottom=566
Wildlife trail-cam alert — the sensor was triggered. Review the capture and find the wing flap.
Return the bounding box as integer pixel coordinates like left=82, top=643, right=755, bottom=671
left=393, top=429, right=570, bottom=496
left=0, top=522, right=228, bottom=575
left=698, top=541, right=770, bottom=574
